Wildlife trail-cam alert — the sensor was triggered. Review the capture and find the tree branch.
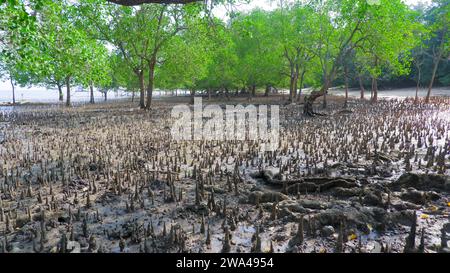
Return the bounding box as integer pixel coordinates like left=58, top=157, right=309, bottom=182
left=108, top=0, right=200, bottom=5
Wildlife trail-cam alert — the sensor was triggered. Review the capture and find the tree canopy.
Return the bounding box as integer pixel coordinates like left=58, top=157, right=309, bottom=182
left=1, top=0, right=449, bottom=108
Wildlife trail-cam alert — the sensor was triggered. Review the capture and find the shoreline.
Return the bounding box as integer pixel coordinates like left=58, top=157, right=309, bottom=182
left=1, top=86, right=449, bottom=107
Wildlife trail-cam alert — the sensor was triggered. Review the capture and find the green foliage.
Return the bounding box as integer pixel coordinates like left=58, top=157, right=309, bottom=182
left=156, top=15, right=211, bottom=90
left=201, top=20, right=239, bottom=91
left=231, top=9, right=284, bottom=88
left=1, top=0, right=448, bottom=104
left=419, top=0, right=449, bottom=86
left=0, top=0, right=42, bottom=84
left=355, top=0, right=423, bottom=79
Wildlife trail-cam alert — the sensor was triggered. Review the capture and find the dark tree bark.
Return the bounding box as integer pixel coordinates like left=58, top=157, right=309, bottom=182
left=322, top=91, right=327, bottom=109
left=10, top=76, right=15, bottom=105
left=303, top=79, right=331, bottom=116
left=65, top=76, right=71, bottom=107
left=247, top=84, right=256, bottom=101
left=240, top=87, right=246, bottom=96
left=426, top=26, right=447, bottom=104
left=371, top=57, right=379, bottom=103
left=358, top=75, right=365, bottom=100
left=265, top=85, right=270, bottom=97
left=370, top=78, right=374, bottom=100
left=57, top=83, right=64, bottom=102
left=322, top=77, right=329, bottom=109
left=297, top=70, right=306, bottom=102
left=371, top=77, right=378, bottom=103
left=294, top=63, right=300, bottom=99
left=426, top=54, right=443, bottom=103
left=344, top=64, right=349, bottom=108
left=289, top=76, right=294, bottom=102
left=190, top=89, right=195, bottom=104
left=89, top=82, right=95, bottom=104
left=145, top=57, right=156, bottom=110
left=415, top=67, right=421, bottom=103
left=293, top=76, right=298, bottom=100
left=138, top=71, right=146, bottom=109
left=302, top=18, right=363, bottom=116
left=426, top=63, right=439, bottom=103
left=288, top=65, right=296, bottom=103
left=224, top=87, right=230, bottom=100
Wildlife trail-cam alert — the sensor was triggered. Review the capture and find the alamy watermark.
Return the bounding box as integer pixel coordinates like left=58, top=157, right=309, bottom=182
left=171, top=97, right=280, bottom=152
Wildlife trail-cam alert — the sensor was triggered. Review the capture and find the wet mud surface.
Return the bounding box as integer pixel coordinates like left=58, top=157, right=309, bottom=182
left=0, top=96, right=449, bottom=253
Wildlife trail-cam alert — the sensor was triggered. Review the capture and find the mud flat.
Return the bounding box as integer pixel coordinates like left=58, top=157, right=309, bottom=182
left=333, top=87, right=450, bottom=99
left=0, top=96, right=449, bottom=253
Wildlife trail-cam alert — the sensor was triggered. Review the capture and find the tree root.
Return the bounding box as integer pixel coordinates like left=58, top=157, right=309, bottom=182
left=285, top=179, right=358, bottom=194
left=304, top=109, right=327, bottom=117
left=252, top=170, right=358, bottom=193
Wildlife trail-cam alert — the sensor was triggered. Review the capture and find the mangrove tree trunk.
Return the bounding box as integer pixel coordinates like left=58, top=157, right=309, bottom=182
left=89, top=82, right=95, bottom=104
left=65, top=77, right=71, bottom=107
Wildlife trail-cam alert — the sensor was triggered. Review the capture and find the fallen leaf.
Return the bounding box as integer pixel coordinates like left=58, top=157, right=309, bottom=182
left=420, top=214, right=429, bottom=219
left=348, top=234, right=358, bottom=241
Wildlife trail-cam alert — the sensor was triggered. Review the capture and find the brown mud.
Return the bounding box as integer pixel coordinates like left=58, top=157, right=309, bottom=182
left=0, top=95, right=449, bottom=253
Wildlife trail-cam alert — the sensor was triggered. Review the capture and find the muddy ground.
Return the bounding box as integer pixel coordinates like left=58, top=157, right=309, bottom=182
left=0, top=95, right=449, bottom=253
